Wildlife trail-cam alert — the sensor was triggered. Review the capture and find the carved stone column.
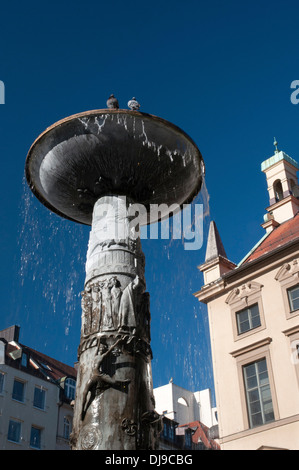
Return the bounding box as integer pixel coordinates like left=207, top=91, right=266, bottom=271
left=71, top=196, right=161, bottom=450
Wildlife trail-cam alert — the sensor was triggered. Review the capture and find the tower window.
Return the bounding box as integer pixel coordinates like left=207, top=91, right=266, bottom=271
left=273, top=180, right=283, bottom=202
left=290, top=179, right=299, bottom=198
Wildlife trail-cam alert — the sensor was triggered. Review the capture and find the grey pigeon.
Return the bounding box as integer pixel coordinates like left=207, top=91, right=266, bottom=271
left=128, top=97, right=140, bottom=111
left=106, top=94, right=119, bottom=109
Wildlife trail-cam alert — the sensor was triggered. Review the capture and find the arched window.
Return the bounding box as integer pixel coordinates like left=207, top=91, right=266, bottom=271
left=273, top=179, right=283, bottom=202
left=290, top=179, right=299, bottom=198
left=177, top=397, right=189, bottom=407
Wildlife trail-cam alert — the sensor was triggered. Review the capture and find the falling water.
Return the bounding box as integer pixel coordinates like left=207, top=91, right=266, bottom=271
left=142, top=173, right=213, bottom=397
left=18, top=174, right=212, bottom=390
left=11, top=176, right=88, bottom=362
left=11, top=170, right=213, bottom=408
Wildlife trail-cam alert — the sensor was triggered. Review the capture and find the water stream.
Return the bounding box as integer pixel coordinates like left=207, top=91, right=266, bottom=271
left=11, top=172, right=214, bottom=403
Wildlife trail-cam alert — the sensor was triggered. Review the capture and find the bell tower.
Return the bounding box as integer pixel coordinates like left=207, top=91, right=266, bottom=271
left=261, top=139, right=299, bottom=232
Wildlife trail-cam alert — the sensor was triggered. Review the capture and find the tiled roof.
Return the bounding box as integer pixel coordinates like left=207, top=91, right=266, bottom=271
left=178, top=420, right=220, bottom=450
left=22, top=344, right=77, bottom=381
left=4, top=341, right=77, bottom=383
left=242, top=213, right=299, bottom=265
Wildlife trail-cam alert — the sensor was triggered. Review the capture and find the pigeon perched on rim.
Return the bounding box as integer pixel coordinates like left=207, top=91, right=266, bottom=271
left=106, top=94, right=119, bottom=109
left=128, top=97, right=140, bottom=111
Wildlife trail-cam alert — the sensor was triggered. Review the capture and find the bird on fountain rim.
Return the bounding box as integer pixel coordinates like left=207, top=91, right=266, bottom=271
left=128, top=97, right=140, bottom=111
left=106, top=94, right=119, bottom=109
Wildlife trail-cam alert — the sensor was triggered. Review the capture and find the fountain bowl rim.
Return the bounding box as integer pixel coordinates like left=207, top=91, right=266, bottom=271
left=25, top=108, right=205, bottom=226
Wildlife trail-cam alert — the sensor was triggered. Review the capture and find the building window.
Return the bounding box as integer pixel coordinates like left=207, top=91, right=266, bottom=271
left=177, top=396, right=189, bottom=407
left=236, top=303, right=261, bottom=335
left=287, top=285, right=299, bottom=312
left=64, top=417, right=71, bottom=440
left=185, top=430, right=192, bottom=448
left=33, top=386, right=46, bottom=410
left=7, top=420, right=21, bottom=443
left=283, top=326, right=299, bottom=388
left=243, top=358, right=274, bottom=428
left=21, top=353, right=28, bottom=368
left=163, top=420, right=175, bottom=441
left=64, top=378, right=76, bottom=400
left=0, top=372, right=4, bottom=393
left=273, top=179, right=283, bottom=202
left=226, top=282, right=265, bottom=341
left=12, top=379, right=25, bottom=403
left=30, top=426, right=41, bottom=449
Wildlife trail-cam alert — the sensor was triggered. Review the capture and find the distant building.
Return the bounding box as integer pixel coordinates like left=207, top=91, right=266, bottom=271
left=195, top=144, right=299, bottom=449
left=154, top=381, right=219, bottom=450
left=0, top=325, right=76, bottom=450
left=0, top=324, right=219, bottom=450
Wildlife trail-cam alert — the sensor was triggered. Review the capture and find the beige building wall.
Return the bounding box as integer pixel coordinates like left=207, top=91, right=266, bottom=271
left=197, top=246, right=299, bottom=449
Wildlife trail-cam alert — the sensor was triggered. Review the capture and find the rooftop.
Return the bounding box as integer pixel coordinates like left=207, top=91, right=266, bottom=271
left=241, top=212, right=299, bottom=265
left=261, top=150, right=299, bottom=172
left=0, top=325, right=77, bottom=383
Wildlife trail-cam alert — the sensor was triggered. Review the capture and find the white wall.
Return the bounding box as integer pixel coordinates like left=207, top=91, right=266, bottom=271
left=154, top=382, right=217, bottom=428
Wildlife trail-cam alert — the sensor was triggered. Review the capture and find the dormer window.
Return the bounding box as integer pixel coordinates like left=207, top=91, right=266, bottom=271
left=21, top=352, right=28, bottom=367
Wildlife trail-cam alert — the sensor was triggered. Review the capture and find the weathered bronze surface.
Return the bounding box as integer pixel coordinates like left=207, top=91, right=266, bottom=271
left=25, top=107, right=204, bottom=450
left=25, top=109, right=204, bottom=225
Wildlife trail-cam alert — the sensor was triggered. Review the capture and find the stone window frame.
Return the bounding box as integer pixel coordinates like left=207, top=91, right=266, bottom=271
left=275, top=259, right=299, bottom=320
left=225, top=282, right=266, bottom=342
left=230, top=337, right=279, bottom=431
left=283, top=325, right=299, bottom=388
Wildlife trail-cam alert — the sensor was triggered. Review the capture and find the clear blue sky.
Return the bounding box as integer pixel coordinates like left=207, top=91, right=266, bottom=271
left=0, top=0, right=298, bottom=403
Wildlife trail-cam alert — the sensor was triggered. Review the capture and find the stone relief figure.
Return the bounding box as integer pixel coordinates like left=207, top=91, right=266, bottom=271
left=91, top=283, right=102, bottom=332
left=101, top=278, right=115, bottom=331
left=81, top=336, right=130, bottom=421
left=118, top=276, right=144, bottom=333
left=81, top=275, right=148, bottom=339
left=110, top=277, right=122, bottom=328
left=81, top=283, right=103, bottom=336
left=81, top=287, right=92, bottom=336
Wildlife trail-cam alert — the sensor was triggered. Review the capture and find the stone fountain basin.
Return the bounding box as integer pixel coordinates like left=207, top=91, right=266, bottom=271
left=25, top=109, right=204, bottom=225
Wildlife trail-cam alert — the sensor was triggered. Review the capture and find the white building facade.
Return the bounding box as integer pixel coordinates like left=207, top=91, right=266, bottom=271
left=154, top=382, right=218, bottom=429
left=0, top=325, right=76, bottom=450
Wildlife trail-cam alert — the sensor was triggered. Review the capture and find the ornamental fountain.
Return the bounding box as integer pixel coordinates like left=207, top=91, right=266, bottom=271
left=25, top=98, right=204, bottom=450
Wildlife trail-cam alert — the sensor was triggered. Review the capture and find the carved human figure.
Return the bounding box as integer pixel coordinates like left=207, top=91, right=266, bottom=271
left=110, top=277, right=122, bottom=328
left=81, top=336, right=130, bottom=420
left=101, top=279, right=114, bottom=330
left=91, top=283, right=102, bottom=332
left=81, top=287, right=92, bottom=336
left=118, top=276, right=144, bottom=332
